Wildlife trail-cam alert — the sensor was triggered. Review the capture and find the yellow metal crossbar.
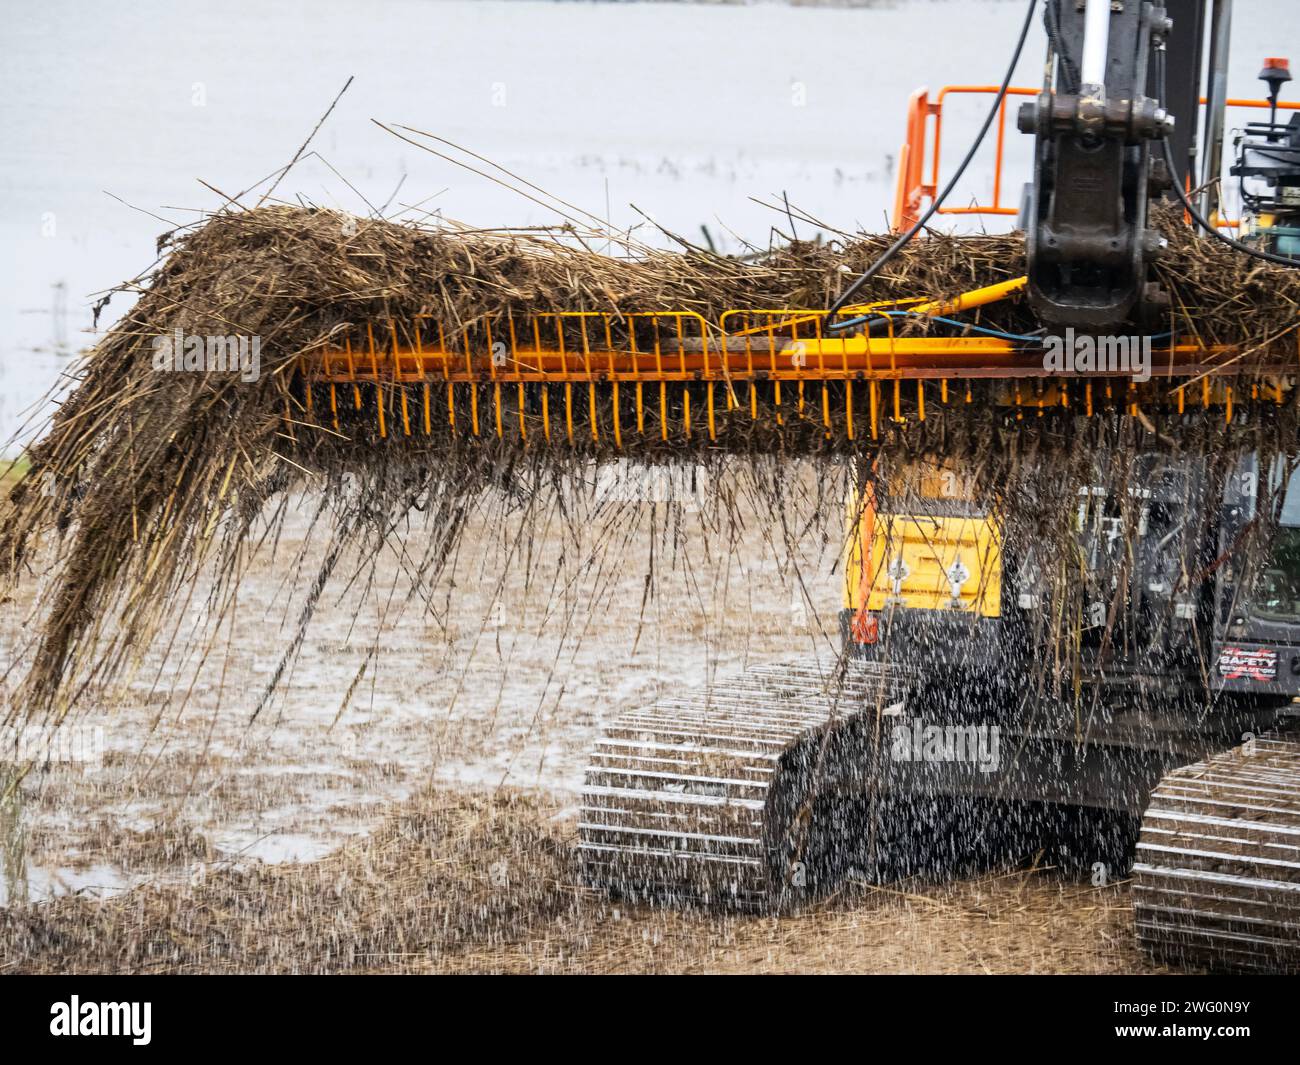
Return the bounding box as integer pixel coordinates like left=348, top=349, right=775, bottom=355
left=302, top=308, right=1270, bottom=384
left=294, top=307, right=1298, bottom=443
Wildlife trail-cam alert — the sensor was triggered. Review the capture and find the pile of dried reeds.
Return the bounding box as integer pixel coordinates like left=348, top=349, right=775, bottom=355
left=0, top=785, right=1151, bottom=975
left=0, top=789, right=574, bottom=973
left=0, top=204, right=1297, bottom=730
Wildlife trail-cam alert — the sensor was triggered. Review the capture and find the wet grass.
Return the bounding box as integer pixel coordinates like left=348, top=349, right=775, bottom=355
left=0, top=457, right=28, bottom=490
left=0, top=786, right=1157, bottom=975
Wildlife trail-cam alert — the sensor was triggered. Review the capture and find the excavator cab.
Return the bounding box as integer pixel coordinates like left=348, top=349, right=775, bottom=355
left=1256, top=472, right=1300, bottom=622
left=845, top=452, right=1300, bottom=701
left=1214, top=459, right=1300, bottom=695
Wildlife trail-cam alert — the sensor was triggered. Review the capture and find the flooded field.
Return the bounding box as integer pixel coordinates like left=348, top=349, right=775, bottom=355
left=0, top=474, right=1163, bottom=974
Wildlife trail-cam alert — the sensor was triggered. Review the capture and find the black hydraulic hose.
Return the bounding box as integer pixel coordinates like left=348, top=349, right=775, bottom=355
left=824, top=0, right=1039, bottom=332
left=1043, top=0, right=1080, bottom=94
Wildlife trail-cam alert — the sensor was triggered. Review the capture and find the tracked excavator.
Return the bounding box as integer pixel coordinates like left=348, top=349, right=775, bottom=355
left=295, top=1, right=1300, bottom=971
left=577, top=1, right=1300, bottom=974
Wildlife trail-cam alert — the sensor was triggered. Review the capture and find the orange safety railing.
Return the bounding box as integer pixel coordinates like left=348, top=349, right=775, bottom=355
left=892, top=85, right=1037, bottom=231
left=891, top=88, right=1300, bottom=232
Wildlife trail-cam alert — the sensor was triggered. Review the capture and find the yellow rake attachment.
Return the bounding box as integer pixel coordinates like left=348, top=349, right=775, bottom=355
left=292, top=289, right=1299, bottom=445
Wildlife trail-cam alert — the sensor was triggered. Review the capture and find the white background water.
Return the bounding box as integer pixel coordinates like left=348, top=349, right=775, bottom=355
left=2, top=0, right=1296, bottom=446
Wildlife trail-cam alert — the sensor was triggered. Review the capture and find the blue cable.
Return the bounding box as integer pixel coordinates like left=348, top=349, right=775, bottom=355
left=832, top=309, right=1040, bottom=343
left=902, top=312, right=1041, bottom=342
left=832, top=309, right=1177, bottom=347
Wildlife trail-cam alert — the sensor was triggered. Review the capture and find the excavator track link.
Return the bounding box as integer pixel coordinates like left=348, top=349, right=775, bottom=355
left=1133, top=727, right=1300, bottom=973
left=579, top=661, right=901, bottom=909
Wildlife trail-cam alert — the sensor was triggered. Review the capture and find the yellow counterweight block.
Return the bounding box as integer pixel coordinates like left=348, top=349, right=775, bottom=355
left=844, top=464, right=1002, bottom=618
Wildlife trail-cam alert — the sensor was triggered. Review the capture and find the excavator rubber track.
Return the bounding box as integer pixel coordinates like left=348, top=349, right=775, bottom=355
left=579, top=660, right=902, bottom=909
left=1133, top=726, right=1300, bottom=973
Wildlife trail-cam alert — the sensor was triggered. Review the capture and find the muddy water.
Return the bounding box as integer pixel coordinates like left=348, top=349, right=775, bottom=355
left=0, top=477, right=846, bottom=897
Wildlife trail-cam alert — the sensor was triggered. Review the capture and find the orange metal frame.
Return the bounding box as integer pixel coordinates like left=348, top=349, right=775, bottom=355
left=297, top=310, right=1296, bottom=444
left=891, top=87, right=1300, bottom=232
left=303, top=312, right=1261, bottom=387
